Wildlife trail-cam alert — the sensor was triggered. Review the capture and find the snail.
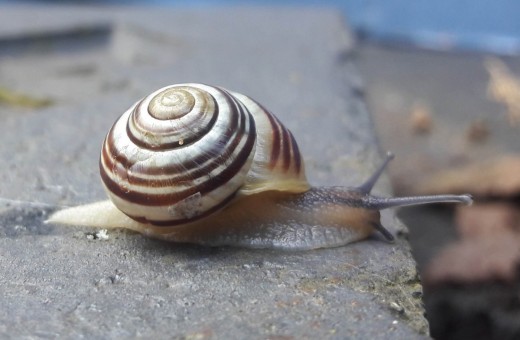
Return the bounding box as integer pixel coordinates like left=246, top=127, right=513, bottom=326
left=48, top=83, right=472, bottom=250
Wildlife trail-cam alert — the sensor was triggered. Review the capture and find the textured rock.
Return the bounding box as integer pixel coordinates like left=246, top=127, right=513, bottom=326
left=0, top=6, right=426, bottom=338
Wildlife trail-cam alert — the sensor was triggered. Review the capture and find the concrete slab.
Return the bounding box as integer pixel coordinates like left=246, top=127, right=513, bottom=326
left=0, top=6, right=427, bottom=338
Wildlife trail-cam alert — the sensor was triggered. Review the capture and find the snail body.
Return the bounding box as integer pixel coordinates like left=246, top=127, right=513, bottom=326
left=48, top=83, right=472, bottom=250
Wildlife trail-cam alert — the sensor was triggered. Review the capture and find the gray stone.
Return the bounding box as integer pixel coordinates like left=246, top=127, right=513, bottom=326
left=0, top=6, right=427, bottom=338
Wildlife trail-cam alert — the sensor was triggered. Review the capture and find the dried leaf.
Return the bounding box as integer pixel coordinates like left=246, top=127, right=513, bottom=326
left=465, top=119, right=489, bottom=143
left=409, top=102, right=433, bottom=135
left=485, top=57, right=520, bottom=127
left=425, top=230, right=520, bottom=284
left=456, top=203, right=520, bottom=239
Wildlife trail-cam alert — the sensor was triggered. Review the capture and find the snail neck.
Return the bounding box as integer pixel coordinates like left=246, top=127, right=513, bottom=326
left=308, top=186, right=472, bottom=241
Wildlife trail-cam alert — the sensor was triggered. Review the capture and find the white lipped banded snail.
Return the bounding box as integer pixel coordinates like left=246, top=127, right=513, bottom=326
left=48, top=83, right=472, bottom=250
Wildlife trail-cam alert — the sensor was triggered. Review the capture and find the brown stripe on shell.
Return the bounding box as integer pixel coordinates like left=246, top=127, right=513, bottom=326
left=101, top=126, right=135, bottom=177
left=100, top=125, right=133, bottom=182
left=100, top=107, right=256, bottom=207
left=253, top=101, right=298, bottom=172
left=280, top=122, right=291, bottom=171
left=127, top=189, right=239, bottom=226
left=288, top=130, right=302, bottom=173
left=258, top=105, right=281, bottom=169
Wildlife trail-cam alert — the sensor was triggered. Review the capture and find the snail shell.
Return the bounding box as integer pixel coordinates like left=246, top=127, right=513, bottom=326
left=100, top=83, right=308, bottom=226
left=48, top=83, right=472, bottom=250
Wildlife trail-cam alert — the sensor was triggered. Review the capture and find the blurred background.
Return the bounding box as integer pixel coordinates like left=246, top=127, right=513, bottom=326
left=2, top=1, right=520, bottom=338
left=3, top=0, right=520, bottom=56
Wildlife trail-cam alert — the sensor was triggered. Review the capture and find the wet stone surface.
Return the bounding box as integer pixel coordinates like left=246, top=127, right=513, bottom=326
left=0, top=6, right=427, bottom=338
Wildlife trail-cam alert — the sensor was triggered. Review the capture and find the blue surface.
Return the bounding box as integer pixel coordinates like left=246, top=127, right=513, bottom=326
left=2, top=0, right=520, bottom=55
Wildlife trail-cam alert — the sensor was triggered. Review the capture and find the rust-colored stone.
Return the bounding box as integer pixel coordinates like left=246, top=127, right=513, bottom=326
left=455, top=203, right=520, bottom=239
left=424, top=230, right=520, bottom=285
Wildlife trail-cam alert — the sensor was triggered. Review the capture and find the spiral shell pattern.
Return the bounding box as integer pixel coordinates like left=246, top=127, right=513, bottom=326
left=100, top=83, right=307, bottom=226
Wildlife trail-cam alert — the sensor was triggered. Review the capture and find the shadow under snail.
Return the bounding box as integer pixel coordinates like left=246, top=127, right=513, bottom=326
left=48, top=83, right=472, bottom=250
